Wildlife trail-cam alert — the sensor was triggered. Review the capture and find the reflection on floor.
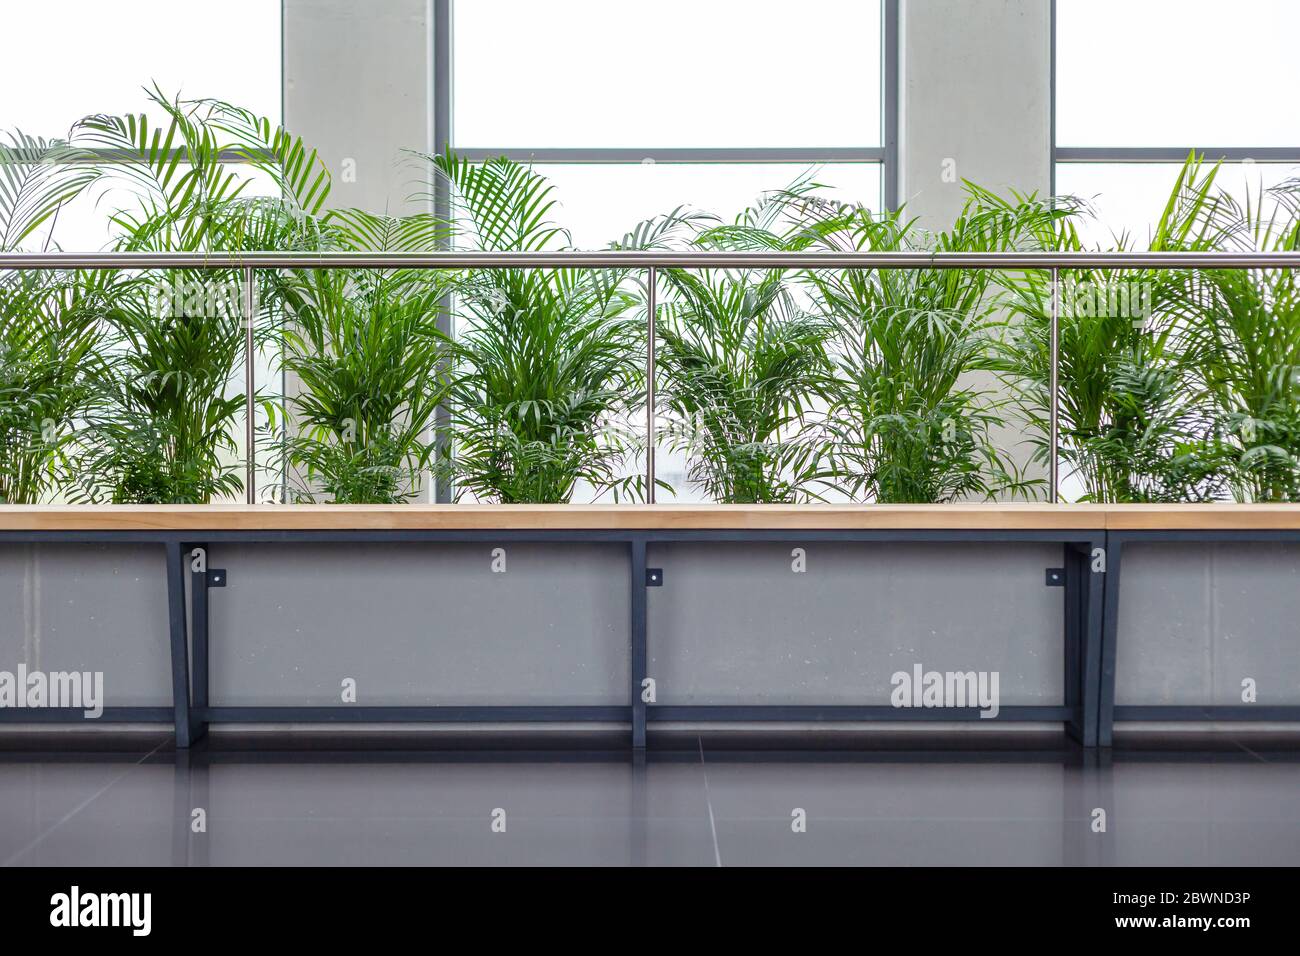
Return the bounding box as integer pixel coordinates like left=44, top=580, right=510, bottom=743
left=1, top=731, right=1297, bottom=866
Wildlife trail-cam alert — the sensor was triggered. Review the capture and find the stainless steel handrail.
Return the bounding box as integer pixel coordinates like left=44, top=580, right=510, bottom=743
left=4, top=250, right=1296, bottom=504
left=3, top=250, right=1300, bottom=269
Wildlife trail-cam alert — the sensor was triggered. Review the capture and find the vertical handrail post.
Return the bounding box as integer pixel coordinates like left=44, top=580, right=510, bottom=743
left=1049, top=265, right=1060, bottom=503
left=432, top=0, right=454, bottom=503
left=243, top=265, right=256, bottom=505
left=1097, top=534, right=1122, bottom=748
left=645, top=266, right=657, bottom=504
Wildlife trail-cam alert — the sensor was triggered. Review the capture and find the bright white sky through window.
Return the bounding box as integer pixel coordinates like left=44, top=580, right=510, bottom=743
left=1056, top=0, right=1300, bottom=148
left=1058, top=162, right=1300, bottom=248
left=454, top=0, right=883, bottom=149
left=1, top=0, right=280, bottom=136
left=1, top=0, right=281, bottom=251
left=1055, top=0, right=1300, bottom=246
left=540, top=162, right=880, bottom=250
left=454, top=0, right=885, bottom=248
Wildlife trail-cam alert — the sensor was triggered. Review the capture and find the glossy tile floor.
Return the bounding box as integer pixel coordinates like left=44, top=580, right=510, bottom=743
left=2, top=732, right=1297, bottom=866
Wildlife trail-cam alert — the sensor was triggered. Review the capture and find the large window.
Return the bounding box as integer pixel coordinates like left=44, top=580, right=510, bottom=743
left=448, top=0, right=892, bottom=248
left=1, top=2, right=284, bottom=504
left=1054, top=0, right=1300, bottom=245
left=445, top=0, right=893, bottom=501
left=2, top=0, right=282, bottom=251
left=4, top=1, right=280, bottom=136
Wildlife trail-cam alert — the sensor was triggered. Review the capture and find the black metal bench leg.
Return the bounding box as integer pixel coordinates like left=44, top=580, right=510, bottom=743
left=1081, top=535, right=1105, bottom=747
left=1098, top=536, right=1122, bottom=748
left=1065, top=536, right=1104, bottom=747
left=189, top=544, right=210, bottom=746
left=630, top=538, right=648, bottom=750
left=165, top=541, right=193, bottom=749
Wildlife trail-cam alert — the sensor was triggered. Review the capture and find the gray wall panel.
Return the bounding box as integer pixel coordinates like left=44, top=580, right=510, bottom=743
left=1117, top=542, right=1300, bottom=706
left=0, top=544, right=171, bottom=706
left=206, top=543, right=629, bottom=706
left=646, top=542, right=1064, bottom=705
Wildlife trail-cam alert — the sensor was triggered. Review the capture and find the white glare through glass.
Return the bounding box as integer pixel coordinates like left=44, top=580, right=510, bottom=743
left=1056, top=0, right=1300, bottom=148
left=537, top=163, right=882, bottom=250
left=1056, top=162, right=1300, bottom=248
left=1, top=0, right=281, bottom=136
left=454, top=0, right=883, bottom=149
left=1, top=1, right=282, bottom=504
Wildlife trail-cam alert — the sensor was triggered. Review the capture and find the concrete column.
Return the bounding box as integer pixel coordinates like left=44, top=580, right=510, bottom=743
left=280, top=1, right=438, bottom=501
left=897, top=0, right=1053, bottom=492
left=898, top=0, right=1052, bottom=227
left=283, top=0, right=433, bottom=215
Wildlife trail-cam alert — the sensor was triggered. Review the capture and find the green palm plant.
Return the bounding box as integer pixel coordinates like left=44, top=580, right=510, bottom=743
left=0, top=272, right=109, bottom=502
left=0, top=130, right=99, bottom=251
left=267, top=208, right=454, bottom=502
left=427, top=152, right=644, bottom=503
left=0, top=131, right=104, bottom=502
left=792, top=186, right=1065, bottom=502
left=656, top=185, right=833, bottom=502
left=1176, top=176, right=1300, bottom=501
left=997, top=156, right=1244, bottom=502
left=67, top=86, right=329, bottom=503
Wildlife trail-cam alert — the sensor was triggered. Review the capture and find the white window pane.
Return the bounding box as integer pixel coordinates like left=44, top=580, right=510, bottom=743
left=535, top=162, right=881, bottom=250
left=2, top=0, right=281, bottom=136
left=1056, top=162, right=1300, bottom=248
left=1057, top=0, right=1300, bottom=148
left=454, top=0, right=882, bottom=149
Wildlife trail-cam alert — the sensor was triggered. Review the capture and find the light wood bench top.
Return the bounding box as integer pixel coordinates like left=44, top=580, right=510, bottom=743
left=1099, top=504, right=1300, bottom=530
left=1, top=503, right=1299, bottom=531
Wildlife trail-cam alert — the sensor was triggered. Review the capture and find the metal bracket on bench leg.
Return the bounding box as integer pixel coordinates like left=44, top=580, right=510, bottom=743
left=165, top=541, right=193, bottom=749
left=1064, top=539, right=1104, bottom=748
